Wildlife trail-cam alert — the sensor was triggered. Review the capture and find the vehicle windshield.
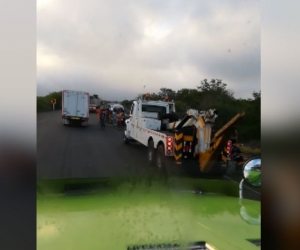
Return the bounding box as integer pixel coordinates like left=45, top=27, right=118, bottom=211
left=37, top=1, right=261, bottom=249
left=142, top=105, right=167, bottom=113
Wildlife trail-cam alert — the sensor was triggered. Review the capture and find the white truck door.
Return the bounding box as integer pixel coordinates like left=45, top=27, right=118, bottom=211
left=83, top=93, right=89, bottom=118
left=134, top=102, right=140, bottom=138
left=134, top=117, right=139, bottom=138
left=76, top=92, right=88, bottom=118
left=64, top=91, right=78, bottom=117
left=129, top=102, right=138, bottom=139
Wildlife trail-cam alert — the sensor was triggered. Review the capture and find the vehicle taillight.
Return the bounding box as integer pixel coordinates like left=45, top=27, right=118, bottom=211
left=183, top=141, right=192, bottom=154
left=182, top=141, right=192, bottom=158
left=166, top=137, right=173, bottom=155
left=227, top=140, right=232, bottom=159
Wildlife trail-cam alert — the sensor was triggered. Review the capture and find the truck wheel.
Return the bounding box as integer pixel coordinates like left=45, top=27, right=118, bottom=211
left=148, top=140, right=155, bottom=166
left=156, top=144, right=167, bottom=174
left=123, top=131, right=129, bottom=144
left=156, top=144, right=164, bottom=168
left=63, top=119, right=68, bottom=126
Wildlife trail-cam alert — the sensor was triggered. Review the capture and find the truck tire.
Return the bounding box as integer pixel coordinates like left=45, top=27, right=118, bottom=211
left=156, top=144, right=167, bottom=175
left=123, top=130, right=129, bottom=144
left=148, top=140, right=155, bottom=166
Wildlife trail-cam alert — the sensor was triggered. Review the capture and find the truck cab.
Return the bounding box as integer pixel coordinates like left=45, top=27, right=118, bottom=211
left=130, top=99, right=175, bottom=118
left=125, top=97, right=178, bottom=142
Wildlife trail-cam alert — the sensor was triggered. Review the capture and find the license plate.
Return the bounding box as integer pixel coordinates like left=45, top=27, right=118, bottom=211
left=71, top=117, right=80, bottom=120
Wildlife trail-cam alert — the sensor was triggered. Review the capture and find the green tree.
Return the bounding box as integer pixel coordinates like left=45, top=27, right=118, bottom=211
left=37, top=96, right=51, bottom=112
left=158, top=88, right=176, bottom=101
left=37, top=91, right=62, bottom=112
left=175, top=101, right=188, bottom=116
left=228, top=90, right=260, bottom=143
left=252, top=90, right=261, bottom=100
left=197, top=79, right=234, bottom=109
left=121, top=100, right=133, bottom=110
left=176, top=88, right=200, bottom=108
left=149, top=93, right=161, bottom=100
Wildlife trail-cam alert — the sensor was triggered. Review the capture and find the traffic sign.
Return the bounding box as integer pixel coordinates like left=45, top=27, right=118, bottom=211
left=51, top=98, right=56, bottom=104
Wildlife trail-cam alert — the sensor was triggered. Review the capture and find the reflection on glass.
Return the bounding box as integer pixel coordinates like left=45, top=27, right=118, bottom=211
left=240, top=206, right=261, bottom=225
left=243, top=158, right=261, bottom=186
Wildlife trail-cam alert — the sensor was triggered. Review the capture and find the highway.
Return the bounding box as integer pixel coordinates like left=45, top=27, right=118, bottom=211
left=37, top=110, right=149, bottom=179
left=37, top=110, right=260, bottom=200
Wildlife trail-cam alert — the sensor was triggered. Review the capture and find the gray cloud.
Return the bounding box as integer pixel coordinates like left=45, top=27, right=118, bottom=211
left=37, top=0, right=260, bottom=101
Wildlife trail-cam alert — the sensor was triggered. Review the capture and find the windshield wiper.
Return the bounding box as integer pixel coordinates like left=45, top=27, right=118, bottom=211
left=127, top=241, right=215, bottom=250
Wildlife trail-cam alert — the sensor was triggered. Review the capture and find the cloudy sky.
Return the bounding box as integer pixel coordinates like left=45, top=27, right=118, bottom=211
left=37, top=0, right=260, bottom=101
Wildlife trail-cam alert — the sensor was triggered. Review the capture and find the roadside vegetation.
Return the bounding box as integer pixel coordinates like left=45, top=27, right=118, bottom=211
left=37, top=79, right=260, bottom=147
left=37, top=91, right=62, bottom=112
left=239, top=145, right=261, bottom=154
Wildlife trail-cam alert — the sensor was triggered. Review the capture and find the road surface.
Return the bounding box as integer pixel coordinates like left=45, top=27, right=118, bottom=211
left=37, top=110, right=260, bottom=199
left=37, top=111, right=150, bottom=179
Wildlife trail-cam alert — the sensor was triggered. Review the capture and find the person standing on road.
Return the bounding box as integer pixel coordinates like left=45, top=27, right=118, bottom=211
left=112, top=110, right=117, bottom=127
left=100, top=108, right=106, bottom=127
left=105, top=108, right=110, bottom=125
left=96, top=107, right=101, bottom=124
left=117, top=111, right=122, bottom=129
left=121, top=110, right=126, bottom=126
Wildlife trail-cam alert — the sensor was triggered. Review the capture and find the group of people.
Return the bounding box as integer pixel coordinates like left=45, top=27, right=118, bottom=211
left=96, top=107, right=123, bottom=129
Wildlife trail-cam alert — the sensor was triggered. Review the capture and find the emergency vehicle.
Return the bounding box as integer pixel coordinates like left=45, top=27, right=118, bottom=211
left=123, top=94, right=245, bottom=175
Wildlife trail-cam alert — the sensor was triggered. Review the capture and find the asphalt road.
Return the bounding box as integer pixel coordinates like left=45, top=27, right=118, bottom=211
left=37, top=110, right=260, bottom=199
left=37, top=110, right=150, bottom=179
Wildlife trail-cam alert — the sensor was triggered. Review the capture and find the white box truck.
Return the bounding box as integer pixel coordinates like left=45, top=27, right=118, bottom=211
left=62, top=90, right=90, bottom=126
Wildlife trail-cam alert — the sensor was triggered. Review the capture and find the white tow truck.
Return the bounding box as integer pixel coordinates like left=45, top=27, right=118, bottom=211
left=123, top=94, right=245, bottom=175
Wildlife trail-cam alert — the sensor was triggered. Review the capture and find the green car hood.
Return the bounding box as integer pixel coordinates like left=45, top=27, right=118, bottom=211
left=37, top=178, right=260, bottom=250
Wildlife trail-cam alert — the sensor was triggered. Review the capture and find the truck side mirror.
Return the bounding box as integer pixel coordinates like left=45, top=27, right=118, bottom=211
left=239, top=157, right=261, bottom=199
left=243, top=157, right=261, bottom=187
left=239, top=157, right=261, bottom=226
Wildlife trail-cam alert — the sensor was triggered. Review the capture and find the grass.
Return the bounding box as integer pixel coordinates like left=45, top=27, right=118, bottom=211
left=237, top=143, right=261, bottom=156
